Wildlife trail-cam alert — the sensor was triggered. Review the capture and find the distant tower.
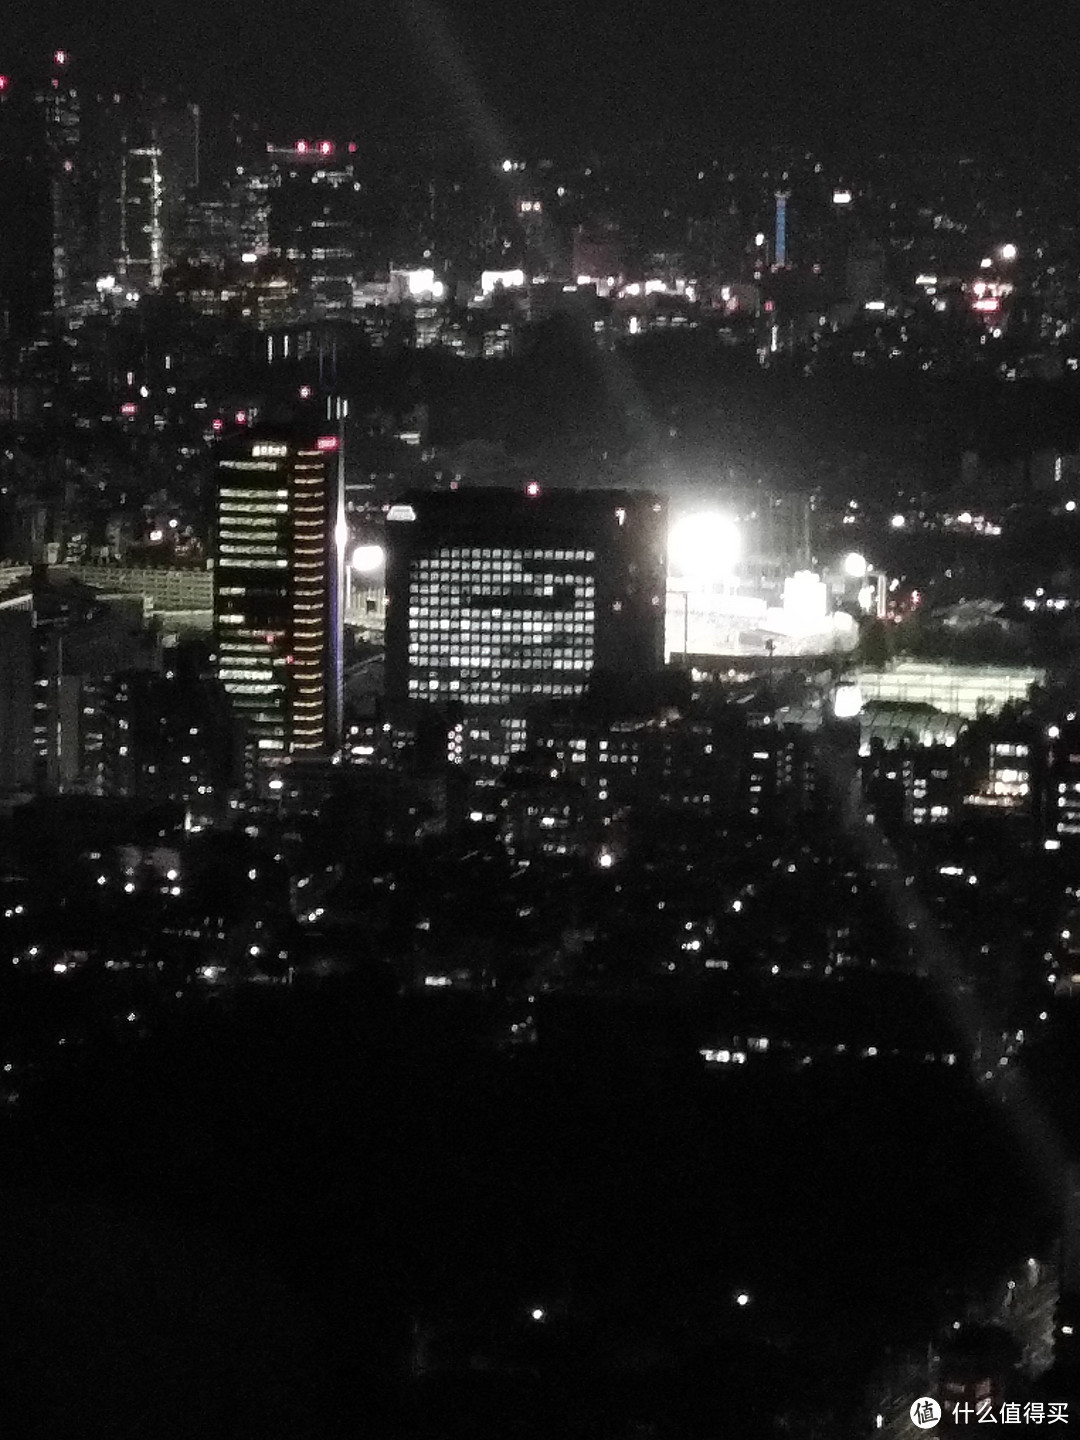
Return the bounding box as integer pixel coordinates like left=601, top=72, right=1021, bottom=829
left=0, top=50, right=83, bottom=335
left=774, top=192, right=790, bottom=268
left=102, top=95, right=199, bottom=287
left=131, top=141, right=164, bottom=289
left=43, top=49, right=81, bottom=315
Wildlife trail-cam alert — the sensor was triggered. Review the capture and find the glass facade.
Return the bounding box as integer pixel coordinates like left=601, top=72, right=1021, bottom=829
left=405, top=545, right=597, bottom=705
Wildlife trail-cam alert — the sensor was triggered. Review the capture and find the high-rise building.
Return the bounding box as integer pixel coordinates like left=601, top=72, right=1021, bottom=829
left=213, top=422, right=345, bottom=763
left=0, top=50, right=85, bottom=337
left=384, top=487, right=666, bottom=711
left=178, top=168, right=271, bottom=268
left=95, top=92, right=200, bottom=287
left=41, top=51, right=83, bottom=315
left=265, top=141, right=368, bottom=317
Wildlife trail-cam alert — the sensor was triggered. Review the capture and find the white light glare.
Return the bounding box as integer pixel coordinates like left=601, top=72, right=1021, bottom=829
left=481, top=269, right=525, bottom=295
left=351, top=543, right=385, bottom=574
left=890, top=514, right=906, bottom=529
left=1000, top=243, right=1018, bottom=262
left=668, top=512, right=741, bottom=581
left=832, top=682, right=863, bottom=720
left=407, top=268, right=436, bottom=296
left=842, top=551, right=869, bottom=579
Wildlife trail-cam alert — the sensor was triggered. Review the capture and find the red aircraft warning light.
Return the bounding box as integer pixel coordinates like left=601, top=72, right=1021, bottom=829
left=295, top=140, right=308, bottom=154
left=525, top=481, right=541, bottom=497
left=319, top=140, right=333, bottom=155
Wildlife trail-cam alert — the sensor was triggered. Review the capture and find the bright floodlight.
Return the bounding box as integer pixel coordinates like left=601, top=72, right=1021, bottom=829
left=1000, top=243, right=1018, bottom=262
left=407, top=268, right=436, bottom=296
left=351, top=543, right=385, bottom=574
left=832, top=682, right=863, bottom=720
left=668, top=513, right=741, bottom=581
left=890, top=514, right=906, bottom=529
left=842, top=551, right=869, bottom=579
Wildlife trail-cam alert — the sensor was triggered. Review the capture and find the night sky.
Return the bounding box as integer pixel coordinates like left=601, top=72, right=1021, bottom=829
left=4, top=0, right=1079, bottom=156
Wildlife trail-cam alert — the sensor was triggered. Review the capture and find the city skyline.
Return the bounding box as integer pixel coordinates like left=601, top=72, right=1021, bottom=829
left=6, top=8, right=1080, bottom=1435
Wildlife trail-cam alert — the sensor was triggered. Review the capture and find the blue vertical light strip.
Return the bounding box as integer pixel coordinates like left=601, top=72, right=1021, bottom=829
left=774, top=193, right=788, bottom=267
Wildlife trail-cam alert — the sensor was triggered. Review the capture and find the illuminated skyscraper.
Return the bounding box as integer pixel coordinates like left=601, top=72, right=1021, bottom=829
left=213, top=423, right=345, bottom=762
left=384, top=488, right=666, bottom=710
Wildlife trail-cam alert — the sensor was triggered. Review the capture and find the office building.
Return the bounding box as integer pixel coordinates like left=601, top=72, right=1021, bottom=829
left=213, top=422, right=345, bottom=762
left=384, top=487, right=666, bottom=712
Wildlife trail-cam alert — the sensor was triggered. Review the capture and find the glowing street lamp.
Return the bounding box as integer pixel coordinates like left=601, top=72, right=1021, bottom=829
left=842, top=551, right=869, bottom=580
left=999, top=243, right=1018, bottom=262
